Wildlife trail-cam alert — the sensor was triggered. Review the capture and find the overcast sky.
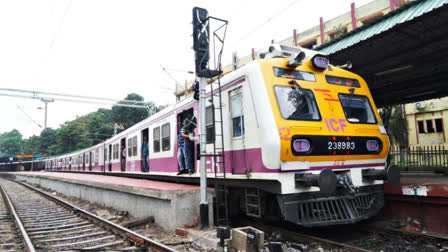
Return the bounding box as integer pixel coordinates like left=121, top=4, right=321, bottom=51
left=0, top=0, right=373, bottom=138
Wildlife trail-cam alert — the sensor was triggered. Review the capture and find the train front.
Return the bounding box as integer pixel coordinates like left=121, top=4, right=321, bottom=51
left=260, top=45, right=399, bottom=226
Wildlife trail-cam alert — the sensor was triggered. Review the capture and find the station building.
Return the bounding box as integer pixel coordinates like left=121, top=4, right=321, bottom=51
left=405, top=97, right=448, bottom=146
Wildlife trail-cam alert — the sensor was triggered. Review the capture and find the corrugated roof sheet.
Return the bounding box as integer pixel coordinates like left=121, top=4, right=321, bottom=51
left=319, top=0, right=448, bottom=54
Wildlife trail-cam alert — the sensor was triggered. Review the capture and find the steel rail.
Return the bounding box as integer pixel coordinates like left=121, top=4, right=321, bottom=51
left=252, top=223, right=373, bottom=252
left=0, top=185, right=37, bottom=252
left=14, top=180, right=177, bottom=252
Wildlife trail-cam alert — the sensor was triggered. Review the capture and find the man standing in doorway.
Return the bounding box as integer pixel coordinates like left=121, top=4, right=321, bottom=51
left=177, top=121, right=187, bottom=175
left=141, top=136, right=149, bottom=172
left=121, top=145, right=126, bottom=171
left=182, top=116, right=196, bottom=175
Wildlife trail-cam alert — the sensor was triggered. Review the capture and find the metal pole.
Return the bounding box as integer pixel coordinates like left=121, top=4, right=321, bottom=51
left=44, top=102, right=48, bottom=129
left=199, top=76, right=209, bottom=229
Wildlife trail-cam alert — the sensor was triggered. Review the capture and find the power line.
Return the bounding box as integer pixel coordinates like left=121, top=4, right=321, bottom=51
left=0, top=88, right=151, bottom=106
left=49, top=0, right=73, bottom=49
left=229, top=0, right=302, bottom=50
left=0, top=93, right=150, bottom=109
left=15, top=106, right=43, bottom=128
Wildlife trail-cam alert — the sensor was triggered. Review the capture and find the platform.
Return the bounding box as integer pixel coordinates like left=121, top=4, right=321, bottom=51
left=382, top=173, right=448, bottom=236
left=7, top=172, right=214, bottom=231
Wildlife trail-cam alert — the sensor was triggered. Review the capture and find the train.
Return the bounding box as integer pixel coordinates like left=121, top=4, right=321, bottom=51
left=12, top=44, right=399, bottom=227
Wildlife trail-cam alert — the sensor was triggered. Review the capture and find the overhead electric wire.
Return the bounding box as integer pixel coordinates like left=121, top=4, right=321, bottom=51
left=0, top=88, right=151, bottom=106
left=15, top=106, right=43, bottom=128
left=0, top=93, right=150, bottom=109
left=49, top=0, right=73, bottom=49
left=228, top=0, right=302, bottom=49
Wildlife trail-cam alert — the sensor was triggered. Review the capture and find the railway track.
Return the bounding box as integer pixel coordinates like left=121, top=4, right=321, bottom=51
left=0, top=185, right=25, bottom=251
left=0, top=178, right=176, bottom=252
left=243, top=220, right=448, bottom=252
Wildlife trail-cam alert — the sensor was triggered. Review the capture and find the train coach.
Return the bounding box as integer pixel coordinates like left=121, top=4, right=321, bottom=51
left=40, top=44, right=399, bottom=227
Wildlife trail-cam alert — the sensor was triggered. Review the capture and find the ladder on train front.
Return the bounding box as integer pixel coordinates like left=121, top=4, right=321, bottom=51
left=210, top=76, right=229, bottom=227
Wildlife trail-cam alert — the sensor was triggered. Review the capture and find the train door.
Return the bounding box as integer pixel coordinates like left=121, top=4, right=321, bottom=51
left=108, top=144, right=112, bottom=171
left=89, top=152, right=92, bottom=171
left=82, top=154, right=86, bottom=171
left=178, top=109, right=196, bottom=172
left=229, top=87, right=247, bottom=174
left=141, top=128, right=149, bottom=172
left=69, top=157, right=72, bottom=170
left=120, top=138, right=126, bottom=171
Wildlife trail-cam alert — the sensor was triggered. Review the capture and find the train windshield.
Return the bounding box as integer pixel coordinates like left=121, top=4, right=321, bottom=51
left=339, top=94, right=377, bottom=124
left=274, top=86, right=321, bottom=121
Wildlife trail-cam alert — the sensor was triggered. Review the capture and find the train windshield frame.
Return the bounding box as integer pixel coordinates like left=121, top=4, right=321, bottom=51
left=274, top=85, right=321, bottom=121
left=339, top=94, right=377, bottom=124
left=273, top=67, right=316, bottom=82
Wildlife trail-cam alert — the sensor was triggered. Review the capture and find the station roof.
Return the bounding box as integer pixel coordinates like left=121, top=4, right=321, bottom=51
left=318, top=0, right=448, bottom=107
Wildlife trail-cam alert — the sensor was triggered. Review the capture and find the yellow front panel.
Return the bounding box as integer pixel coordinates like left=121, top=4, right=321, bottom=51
left=259, top=58, right=390, bottom=164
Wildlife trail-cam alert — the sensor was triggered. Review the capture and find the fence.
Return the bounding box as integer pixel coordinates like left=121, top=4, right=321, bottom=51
left=389, top=145, right=448, bottom=172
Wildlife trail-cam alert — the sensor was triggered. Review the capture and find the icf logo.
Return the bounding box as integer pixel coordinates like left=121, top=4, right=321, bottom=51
left=325, top=118, right=347, bottom=132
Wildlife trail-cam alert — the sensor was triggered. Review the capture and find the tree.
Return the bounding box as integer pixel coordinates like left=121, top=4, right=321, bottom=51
left=38, top=128, right=58, bottom=156
left=0, top=129, right=23, bottom=154
left=388, top=106, right=408, bottom=147
left=112, top=93, right=157, bottom=129
left=23, top=135, right=41, bottom=155
left=86, top=109, right=114, bottom=145
left=55, top=118, right=91, bottom=154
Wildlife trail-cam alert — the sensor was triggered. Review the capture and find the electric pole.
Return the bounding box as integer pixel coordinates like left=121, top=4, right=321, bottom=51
left=41, top=98, right=54, bottom=129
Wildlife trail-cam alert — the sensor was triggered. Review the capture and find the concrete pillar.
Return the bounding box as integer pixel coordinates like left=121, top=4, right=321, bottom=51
left=351, top=3, right=357, bottom=30
left=319, top=17, right=325, bottom=45
left=293, top=29, right=297, bottom=46
left=390, top=0, right=396, bottom=11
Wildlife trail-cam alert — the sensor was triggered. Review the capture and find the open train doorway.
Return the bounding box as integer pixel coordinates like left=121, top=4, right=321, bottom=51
left=141, top=128, right=149, bottom=172
left=177, top=108, right=196, bottom=173
left=89, top=152, right=93, bottom=171
left=108, top=144, right=112, bottom=171
left=82, top=154, right=86, bottom=171
left=120, top=138, right=126, bottom=172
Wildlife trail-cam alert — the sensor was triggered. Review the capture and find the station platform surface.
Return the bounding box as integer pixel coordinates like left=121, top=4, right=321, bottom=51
left=7, top=171, right=211, bottom=231
left=382, top=173, right=448, bottom=236
left=384, top=173, right=448, bottom=197
left=18, top=171, right=200, bottom=191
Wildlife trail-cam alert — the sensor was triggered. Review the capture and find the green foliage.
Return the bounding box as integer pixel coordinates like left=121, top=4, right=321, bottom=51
left=38, top=128, right=58, bottom=156
left=112, top=93, right=157, bottom=129
left=388, top=106, right=408, bottom=147
left=5, top=93, right=158, bottom=157
left=0, top=129, right=23, bottom=154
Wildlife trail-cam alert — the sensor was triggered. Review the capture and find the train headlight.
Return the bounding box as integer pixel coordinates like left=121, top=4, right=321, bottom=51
left=293, top=139, right=311, bottom=153
left=366, top=140, right=380, bottom=152
left=311, top=54, right=329, bottom=70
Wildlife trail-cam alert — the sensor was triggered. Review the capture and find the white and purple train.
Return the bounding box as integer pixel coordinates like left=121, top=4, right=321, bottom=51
left=30, top=46, right=399, bottom=226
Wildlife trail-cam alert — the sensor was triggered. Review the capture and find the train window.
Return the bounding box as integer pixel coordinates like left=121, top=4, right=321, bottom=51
left=128, top=138, right=133, bottom=156
left=162, top=123, right=170, bottom=151
left=230, top=90, right=245, bottom=137
left=326, top=75, right=360, bottom=88
left=153, top=127, right=161, bottom=153
left=132, top=136, right=138, bottom=156
left=206, top=106, right=215, bottom=143
left=273, top=67, right=316, bottom=82
left=339, top=94, right=376, bottom=124
left=274, top=86, right=321, bottom=121
left=113, top=144, right=119, bottom=159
